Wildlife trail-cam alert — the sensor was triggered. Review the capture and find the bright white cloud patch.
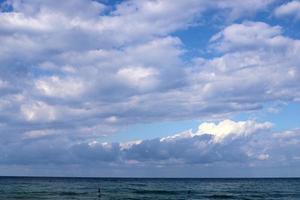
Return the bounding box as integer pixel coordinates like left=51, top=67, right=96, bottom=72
left=21, top=101, right=57, bottom=122
left=117, top=67, right=159, bottom=90
left=196, top=120, right=272, bottom=142
left=274, top=0, right=300, bottom=20
left=35, top=76, right=86, bottom=98
left=160, top=120, right=272, bottom=143
left=210, top=21, right=283, bottom=52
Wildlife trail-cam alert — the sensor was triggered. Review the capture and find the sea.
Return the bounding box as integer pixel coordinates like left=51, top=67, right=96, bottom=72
left=0, top=177, right=299, bottom=199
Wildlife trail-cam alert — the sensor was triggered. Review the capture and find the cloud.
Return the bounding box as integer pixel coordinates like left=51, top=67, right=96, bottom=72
left=1, top=0, right=106, bottom=17
left=117, top=66, right=159, bottom=91
left=195, top=120, right=272, bottom=142
left=34, top=76, right=86, bottom=98
left=0, top=0, right=281, bottom=129
left=0, top=0, right=298, bottom=175
left=21, top=101, right=57, bottom=122
left=191, top=21, right=300, bottom=106
left=213, top=0, right=274, bottom=20
left=1, top=15, right=299, bottom=144
left=210, top=21, right=283, bottom=52
left=274, top=0, right=300, bottom=20
left=0, top=119, right=298, bottom=171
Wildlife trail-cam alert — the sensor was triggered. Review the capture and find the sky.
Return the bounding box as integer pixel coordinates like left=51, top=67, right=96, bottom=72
left=0, top=0, right=300, bottom=177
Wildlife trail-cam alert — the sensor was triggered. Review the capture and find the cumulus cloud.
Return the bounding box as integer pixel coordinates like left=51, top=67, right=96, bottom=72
left=0, top=0, right=281, bottom=132
left=21, top=101, right=57, bottom=122
left=210, top=21, right=284, bottom=52
left=192, top=21, right=300, bottom=106
left=1, top=119, right=299, bottom=173
left=117, top=66, right=159, bottom=91
left=274, top=0, right=300, bottom=20
left=195, top=120, right=273, bottom=142
left=34, top=76, right=86, bottom=98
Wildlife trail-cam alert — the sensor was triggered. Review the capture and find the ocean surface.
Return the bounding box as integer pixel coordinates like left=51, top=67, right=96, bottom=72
left=0, top=177, right=299, bottom=199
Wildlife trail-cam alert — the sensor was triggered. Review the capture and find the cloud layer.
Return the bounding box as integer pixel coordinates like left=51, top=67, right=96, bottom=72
left=0, top=0, right=299, bottom=176
left=2, top=119, right=300, bottom=177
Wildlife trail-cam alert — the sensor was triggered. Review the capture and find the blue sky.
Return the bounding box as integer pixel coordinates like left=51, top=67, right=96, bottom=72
left=0, top=0, right=300, bottom=177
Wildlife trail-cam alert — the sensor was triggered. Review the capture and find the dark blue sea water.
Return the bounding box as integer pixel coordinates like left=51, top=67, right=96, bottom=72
left=0, top=177, right=299, bottom=199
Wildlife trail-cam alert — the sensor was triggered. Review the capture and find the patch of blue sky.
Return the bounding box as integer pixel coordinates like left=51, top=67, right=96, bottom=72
left=173, top=0, right=300, bottom=62
left=172, top=20, right=218, bottom=61
left=110, top=101, right=300, bottom=143
left=233, top=102, right=300, bottom=131
left=0, top=0, right=13, bottom=12
left=102, top=119, right=201, bottom=143
left=252, top=8, right=300, bottom=39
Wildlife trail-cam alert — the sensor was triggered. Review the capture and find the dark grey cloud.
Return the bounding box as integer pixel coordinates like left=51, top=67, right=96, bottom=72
left=1, top=119, right=300, bottom=177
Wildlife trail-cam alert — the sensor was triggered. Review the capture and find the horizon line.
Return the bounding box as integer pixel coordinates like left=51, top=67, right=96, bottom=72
left=0, top=175, right=299, bottom=179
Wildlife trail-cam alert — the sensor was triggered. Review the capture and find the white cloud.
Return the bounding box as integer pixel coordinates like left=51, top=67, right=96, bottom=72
left=191, top=21, right=300, bottom=106
left=210, top=21, right=285, bottom=52
left=1, top=16, right=299, bottom=143
left=274, top=0, right=300, bottom=20
left=257, top=153, right=269, bottom=160
left=117, top=66, right=159, bottom=91
left=105, top=116, right=118, bottom=124
left=195, top=120, right=272, bottom=142
left=35, top=76, right=86, bottom=98
left=161, top=120, right=272, bottom=143
left=21, top=101, right=57, bottom=122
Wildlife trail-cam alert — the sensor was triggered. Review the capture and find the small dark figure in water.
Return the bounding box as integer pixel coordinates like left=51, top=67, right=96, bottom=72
left=98, top=188, right=101, bottom=198
left=187, top=190, right=192, bottom=198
